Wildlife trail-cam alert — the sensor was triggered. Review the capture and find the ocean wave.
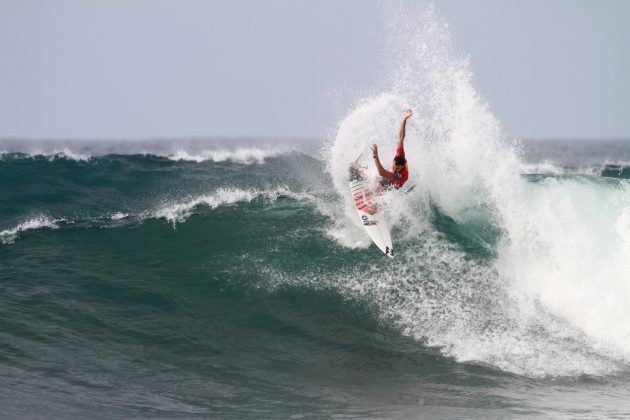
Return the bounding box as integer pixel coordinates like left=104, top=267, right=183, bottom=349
left=597, top=163, right=630, bottom=179
left=49, top=148, right=92, bottom=161
left=324, top=7, right=630, bottom=378
left=152, top=187, right=315, bottom=226
left=0, top=216, right=62, bottom=244
left=0, top=189, right=316, bottom=245
left=0, top=139, right=316, bottom=163
left=519, top=160, right=630, bottom=179
left=0, top=149, right=92, bottom=162
left=167, top=147, right=289, bottom=164
left=0, top=147, right=294, bottom=165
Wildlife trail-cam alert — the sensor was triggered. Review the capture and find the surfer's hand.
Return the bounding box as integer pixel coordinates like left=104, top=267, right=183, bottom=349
left=404, top=109, right=412, bottom=119
left=371, top=144, right=378, bottom=158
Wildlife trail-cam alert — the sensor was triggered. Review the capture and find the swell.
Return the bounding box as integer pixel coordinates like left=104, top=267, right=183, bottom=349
left=4, top=145, right=630, bottom=380
left=3, top=153, right=630, bottom=386
left=520, top=161, right=630, bottom=179
left=0, top=138, right=321, bottom=162
left=1, top=188, right=316, bottom=244
left=1, top=217, right=488, bottom=419
left=0, top=197, right=461, bottom=400
left=2, top=180, right=528, bottom=408
left=0, top=151, right=327, bottom=227
left=519, top=139, right=630, bottom=179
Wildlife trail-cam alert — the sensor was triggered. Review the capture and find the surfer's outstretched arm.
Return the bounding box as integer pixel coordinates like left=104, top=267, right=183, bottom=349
left=371, top=144, right=394, bottom=179
left=397, top=109, right=413, bottom=148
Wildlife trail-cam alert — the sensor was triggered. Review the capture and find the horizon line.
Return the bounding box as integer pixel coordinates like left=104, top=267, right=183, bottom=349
left=1, top=136, right=629, bottom=143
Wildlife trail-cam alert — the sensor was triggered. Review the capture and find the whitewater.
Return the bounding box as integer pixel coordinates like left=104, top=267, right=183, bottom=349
left=321, top=8, right=630, bottom=380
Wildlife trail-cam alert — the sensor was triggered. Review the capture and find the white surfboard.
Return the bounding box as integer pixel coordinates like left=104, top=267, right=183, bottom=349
left=349, top=165, right=394, bottom=257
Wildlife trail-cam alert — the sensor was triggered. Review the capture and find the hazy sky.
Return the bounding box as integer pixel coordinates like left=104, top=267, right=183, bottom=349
left=1, top=0, right=629, bottom=140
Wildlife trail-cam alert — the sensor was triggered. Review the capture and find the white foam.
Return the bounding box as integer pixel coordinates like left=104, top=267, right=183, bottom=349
left=18, top=147, right=92, bottom=161
left=153, top=187, right=313, bottom=226
left=168, top=147, right=286, bottom=164
left=323, top=5, right=630, bottom=377
left=55, top=148, right=92, bottom=161
left=0, top=216, right=60, bottom=244
left=496, top=179, right=630, bottom=358
left=110, top=212, right=129, bottom=221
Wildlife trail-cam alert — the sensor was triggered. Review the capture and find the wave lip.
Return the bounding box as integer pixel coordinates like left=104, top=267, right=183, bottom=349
left=0, top=149, right=92, bottom=162
left=48, top=148, right=92, bottom=161
left=0, top=147, right=283, bottom=164
left=0, top=216, right=61, bottom=244
left=0, top=188, right=315, bottom=244
left=152, top=187, right=313, bottom=226
left=167, top=147, right=288, bottom=164
left=0, top=139, right=315, bottom=163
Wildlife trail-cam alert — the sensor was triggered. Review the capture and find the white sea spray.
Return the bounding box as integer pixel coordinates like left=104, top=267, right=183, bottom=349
left=322, top=5, right=630, bottom=377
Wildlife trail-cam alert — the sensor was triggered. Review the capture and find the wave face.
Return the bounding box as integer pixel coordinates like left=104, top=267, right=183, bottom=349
left=3, top=11, right=630, bottom=420
left=3, top=141, right=630, bottom=418
left=324, top=7, right=630, bottom=381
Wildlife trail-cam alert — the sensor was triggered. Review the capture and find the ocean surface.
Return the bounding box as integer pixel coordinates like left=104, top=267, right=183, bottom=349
left=1, top=137, right=630, bottom=419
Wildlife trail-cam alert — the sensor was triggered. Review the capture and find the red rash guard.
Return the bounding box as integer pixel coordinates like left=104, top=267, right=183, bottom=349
left=390, top=146, right=409, bottom=188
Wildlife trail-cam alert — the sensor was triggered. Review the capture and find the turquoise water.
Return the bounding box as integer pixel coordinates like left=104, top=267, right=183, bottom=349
left=2, top=139, right=630, bottom=418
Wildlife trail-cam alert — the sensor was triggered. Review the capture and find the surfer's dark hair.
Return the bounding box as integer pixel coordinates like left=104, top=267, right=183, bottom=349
left=394, top=156, right=406, bottom=166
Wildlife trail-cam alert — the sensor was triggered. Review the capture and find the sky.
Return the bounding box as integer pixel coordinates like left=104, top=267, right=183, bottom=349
left=0, top=0, right=629, bottom=140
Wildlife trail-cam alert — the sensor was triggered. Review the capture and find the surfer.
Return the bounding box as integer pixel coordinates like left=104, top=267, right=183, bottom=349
left=371, top=109, right=412, bottom=190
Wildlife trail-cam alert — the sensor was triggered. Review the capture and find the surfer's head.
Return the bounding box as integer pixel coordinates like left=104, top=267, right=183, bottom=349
left=393, top=155, right=406, bottom=169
